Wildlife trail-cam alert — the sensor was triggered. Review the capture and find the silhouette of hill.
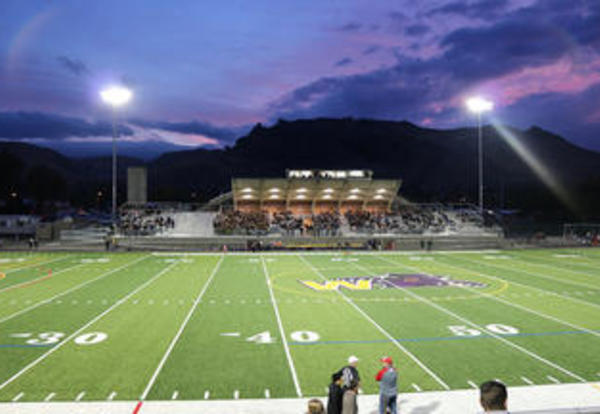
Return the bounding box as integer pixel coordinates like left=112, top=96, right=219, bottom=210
left=2, top=118, right=600, bottom=218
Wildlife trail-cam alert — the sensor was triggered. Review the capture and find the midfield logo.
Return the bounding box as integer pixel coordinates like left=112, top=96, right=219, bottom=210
left=299, top=273, right=486, bottom=291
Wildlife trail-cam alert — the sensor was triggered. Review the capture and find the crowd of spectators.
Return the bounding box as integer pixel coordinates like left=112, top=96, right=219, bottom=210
left=345, top=206, right=452, bottom=235
left=119, top=207, right=175, bottom=236
left=272, top=211, right=303, bottom=236
left=213, top=210, right=269, bottom=235
left=311, top=212, right=341, bottom=236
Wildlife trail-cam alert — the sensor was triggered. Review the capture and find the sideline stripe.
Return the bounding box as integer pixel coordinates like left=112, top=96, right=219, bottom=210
left=0, top=255, right=150, bottom=325
left=261, top=256, right=303, bottom=397
left=0, top=261, right=86, bottom=294
left=0, top=261, right=180, bottom=392
left=299, top=255, right=450, bottom=390
left=139, top=256, right=224, bottom=401
left=133, top=401, right=143, bottom=414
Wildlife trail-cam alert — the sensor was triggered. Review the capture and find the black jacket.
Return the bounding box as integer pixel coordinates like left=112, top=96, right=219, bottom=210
left=327, top=382, right=344, bottom=414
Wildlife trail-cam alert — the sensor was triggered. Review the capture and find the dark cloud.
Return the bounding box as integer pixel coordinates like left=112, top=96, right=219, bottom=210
left=131, top=120, right=250, bottom=144
left=334, top=57, right=353, bottom=67
left=336, top=22, right=362, bottom=32
left=0, top=112, right=133, bottom=139
left=405, top=24, right=430, bottom=37
left=362, top=45, right=381, bottom=55
left=56, top=56, right=89, bottom=76
left=439, top=21, right=573, bottom=81
left=425, top=0, right=509, bottom=20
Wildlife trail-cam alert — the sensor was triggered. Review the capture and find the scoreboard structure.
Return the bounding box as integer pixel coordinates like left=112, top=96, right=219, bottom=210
left=231, top=169, right=401, bottom=214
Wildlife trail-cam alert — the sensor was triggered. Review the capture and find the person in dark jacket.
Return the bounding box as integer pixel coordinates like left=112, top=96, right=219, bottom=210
left=337, top=355, right=361, bottom=389
left=327, top=372, right=344, bottom=414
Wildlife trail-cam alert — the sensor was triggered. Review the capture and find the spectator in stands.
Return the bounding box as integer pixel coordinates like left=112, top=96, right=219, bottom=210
left=375, top=356, right=397, bottom=414
left=327, top=371, right=344, bottom=414
left=479, top=380, right=508, bottom=413
left=306, top=398, right=325, bottom=414
left=342, top=379, right=359, bottom=414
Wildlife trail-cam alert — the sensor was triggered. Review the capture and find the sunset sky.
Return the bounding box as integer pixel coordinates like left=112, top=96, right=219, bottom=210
left=1, top=0, right=599, bottom=154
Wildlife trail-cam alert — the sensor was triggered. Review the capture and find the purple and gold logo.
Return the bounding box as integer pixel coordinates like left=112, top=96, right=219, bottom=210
left=299, top=273, right=486, bottom=291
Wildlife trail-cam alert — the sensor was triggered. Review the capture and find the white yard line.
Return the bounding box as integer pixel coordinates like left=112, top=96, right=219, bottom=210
left=436, top=255, right=600, bottom=311
left=75, top=392, right=85, bottom=402
left=265, top=389, right=270, bottom=398
left=44, top=392, right=55, bottom=402
left=261, top=256, right=303, bottom=397
left=139, top=256, right=224, bottom=401
left=2, top=255, right=69, bottom=275
left=204, top=391, right=210, bottom=400
left=0, top=261, right=180, bottom=392
left=467, top=380, right=478, bottom=389
left=107, top=391, right=117, bottom=401
left=299, top=255, right=450, bottom=391
left=498, top=255, right=600, bottom=284
left=234, top=390, right=239, bottom=399
left=451, top=254, right=600, bottom=291
left=0, top=255, right=150, bottom=325
left=377, top=256, right=600, bottom=339
left=12, top=392, right=24, bottom=402
left=366, top=265, right=587, bottom=383
left=0, top=261, right=87, bottom=294
left=171, top=391, right=178, bottom=400
left=412, top=383, right=422, bottom=392
left=521, top=376, right=534, bottom=385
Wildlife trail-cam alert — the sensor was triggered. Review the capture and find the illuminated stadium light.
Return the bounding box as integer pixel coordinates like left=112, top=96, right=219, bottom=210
left=100, top=86, right=132, bottom=107
left=350, top=188, right=361, bottom=193
left=376, top=188, right=387, bottom=193
left=466, top=96, right=494, bottom=113
left=374, top=195, right=385, bottom=200
left=296, top=194, right=307, bottom=200
left=241, top=188, right=254, bottom=193
left=323, top=188, right=334, bottom=193
left=322, top=194, right=333, bottom=200
left=242, top=194, right=253, bottom=199
left=268, top=194, right=279, bottom=199
left=268, top=188, right=280, bottom=193
left=296, top=188, right=308, bottom=193
left=348, top=195, right=359, bottom=200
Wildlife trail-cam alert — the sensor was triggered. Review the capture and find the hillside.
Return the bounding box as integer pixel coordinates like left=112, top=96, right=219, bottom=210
left=2, top=118, right=600, bottom=217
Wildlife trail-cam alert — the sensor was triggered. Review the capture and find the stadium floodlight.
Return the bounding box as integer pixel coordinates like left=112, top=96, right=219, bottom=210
left=100, top=86, right=132, bottom=107
left=466, top=97, right=493, bottom=114
left=466, top=96, right=494, bottom=214
left=241, top=187, right=254, bottom=193
left=100, top=85, right=132, bottom=229
left=376, top=188, right=387, bottom=193
left=268, top=188, right=280, bottom=193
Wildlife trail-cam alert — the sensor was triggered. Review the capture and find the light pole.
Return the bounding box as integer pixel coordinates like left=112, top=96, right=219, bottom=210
left=466, top=97, right=493, bottom=214
left=100, top=86, right=132, bottom=227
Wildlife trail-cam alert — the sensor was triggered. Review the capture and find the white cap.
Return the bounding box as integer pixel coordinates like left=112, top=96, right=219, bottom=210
left=348, top=355, right=359, bottom=364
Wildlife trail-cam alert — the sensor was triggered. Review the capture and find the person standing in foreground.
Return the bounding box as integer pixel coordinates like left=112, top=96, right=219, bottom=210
left=375, top=356, right=397, bottom=414
left=480, top=380, right=509, bottom=413
left=327, top=372, right=344, bottom=414
left=339, top=355, right=361, bottom=389
left=342, top=379, right=359, bottom=414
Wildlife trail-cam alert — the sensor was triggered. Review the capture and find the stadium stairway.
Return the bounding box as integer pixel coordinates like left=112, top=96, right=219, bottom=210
left=166, top=212, right=216, bottom=237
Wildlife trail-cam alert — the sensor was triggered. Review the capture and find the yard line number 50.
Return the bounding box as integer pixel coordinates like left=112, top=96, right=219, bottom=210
left=448, top=324, right=519, bottom=336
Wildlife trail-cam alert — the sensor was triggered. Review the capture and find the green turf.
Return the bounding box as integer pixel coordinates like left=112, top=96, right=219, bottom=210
left=0, top=248, right=598, bottom=402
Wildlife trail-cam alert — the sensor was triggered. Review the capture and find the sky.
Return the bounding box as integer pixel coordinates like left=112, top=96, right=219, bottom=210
left=1, top=0, right=599, bottom=155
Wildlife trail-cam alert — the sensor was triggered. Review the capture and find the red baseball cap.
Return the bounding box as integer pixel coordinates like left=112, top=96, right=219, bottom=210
left=380, top=356, right=393, bottom=364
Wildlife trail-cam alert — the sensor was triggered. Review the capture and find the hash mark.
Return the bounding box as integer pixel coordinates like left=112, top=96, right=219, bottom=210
left=467, top=380, right=478, bottom=389
left=412, top=383, right=422, bottom=392
left=204, top=390, right=210, bottom=400
left=75, top=392, right=85, bottom=401
left=265, top=389, right=270, bottom=398
left=107, top=391, right=117, bottom=401
left=12, top=392, right=24, bottom=402
left=44, top=392, right=55, bottom=402
left=172, top=391, right=179, bottom=400
left=547, top=375, right=560, bottom=384
left=521, top=376, right=534, bottom=385
left=234, top=390, right=239, bottom=399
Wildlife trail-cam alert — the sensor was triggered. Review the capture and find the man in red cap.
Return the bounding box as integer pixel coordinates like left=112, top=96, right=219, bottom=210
left=375, top=356, right=397, bottom=414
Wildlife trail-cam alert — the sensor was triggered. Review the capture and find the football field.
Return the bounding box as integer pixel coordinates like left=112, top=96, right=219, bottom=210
left=0, top=248, right=599, bottom=403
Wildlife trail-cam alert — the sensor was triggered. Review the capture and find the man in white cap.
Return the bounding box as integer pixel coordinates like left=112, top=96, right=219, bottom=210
left=337, top=355, right=361, bottom=389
